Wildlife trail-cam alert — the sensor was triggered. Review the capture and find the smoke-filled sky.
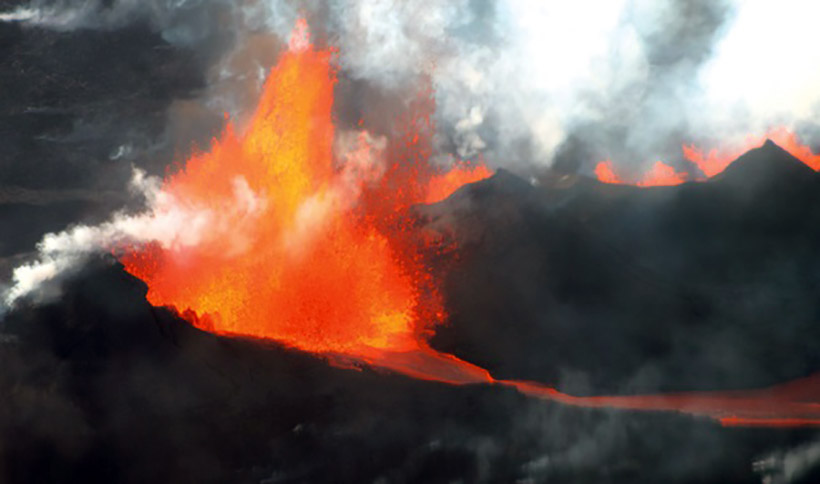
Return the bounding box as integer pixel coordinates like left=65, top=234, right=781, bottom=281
left=4, top=0, right=820, bottom=176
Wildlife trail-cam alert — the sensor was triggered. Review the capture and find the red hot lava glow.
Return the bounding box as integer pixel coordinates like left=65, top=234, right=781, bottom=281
left=637, top=161, right=688, bottom=187
left=683, top=126, right=820, bottom=176
left=121, top=27, right=489, bottom=356
left=595, top=127, right=820, bottom=185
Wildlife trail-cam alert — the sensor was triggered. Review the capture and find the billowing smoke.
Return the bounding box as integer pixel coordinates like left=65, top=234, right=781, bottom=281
left=3, top=0, right=820, bottom=304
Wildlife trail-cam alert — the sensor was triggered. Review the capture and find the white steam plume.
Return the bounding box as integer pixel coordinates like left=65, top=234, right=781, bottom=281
left=3, top=168, right=267, bottom=307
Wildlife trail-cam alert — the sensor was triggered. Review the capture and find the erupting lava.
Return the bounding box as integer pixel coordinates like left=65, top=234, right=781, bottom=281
left=120, top=20, right=820, bottom=429
left=594, top=159, right=689, bottom=187
left=595, top=127, right=820, bottom=185
left=121, top=21, right=490, bottom=354
left=637, top=161, right=688, bottom=187
left=593, top=160, right=621, bottom=184
left=682, top=127, right=820, bottom=176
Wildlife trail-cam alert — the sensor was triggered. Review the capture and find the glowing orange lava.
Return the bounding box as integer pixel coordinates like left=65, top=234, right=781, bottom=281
left=424, top=162, right=493, bottom=204
left=593, top=160, right=621, bottom=184
left=594, top=160, right=687, bottom=187
left=684, top=127, right=820, bottom=176
left=506, top=374, right=820, bottom=426
left=637, top=161, right=687, bottom=187
left=359, top=352, right=820, bottom=428
left=596, top=127, right=820, bottom=185
left=121, top=23, right=490, bottom=354
left=719, top=417, right=820, bottom=428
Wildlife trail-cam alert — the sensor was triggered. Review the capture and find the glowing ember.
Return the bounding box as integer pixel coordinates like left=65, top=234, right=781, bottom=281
left=121, top=22, right=490, bottom=354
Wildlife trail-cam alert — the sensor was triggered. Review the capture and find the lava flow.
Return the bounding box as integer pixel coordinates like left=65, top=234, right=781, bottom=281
left=120, top=21, right=820, bottom=429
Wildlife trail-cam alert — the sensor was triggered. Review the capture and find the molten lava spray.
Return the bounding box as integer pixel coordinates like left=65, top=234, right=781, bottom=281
left=121, top=21, right=820, bottom=429
left=121, top=21, right=490, bottom=356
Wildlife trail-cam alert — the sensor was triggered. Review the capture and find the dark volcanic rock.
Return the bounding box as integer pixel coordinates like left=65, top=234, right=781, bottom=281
left=2, top=258, right=816, bottom=483
left=716, top=139, right=817, bottom=189
left=426, top=141, right=820, bottom=395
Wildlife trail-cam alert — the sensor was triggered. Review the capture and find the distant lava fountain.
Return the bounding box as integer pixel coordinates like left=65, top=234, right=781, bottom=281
left=120, top=20, right=820, bottom=428
left=595, top=160, right=688, bottom=186
left=682, top=127, right=820, bottom=176
left=595, top=127, right=820, bottom=185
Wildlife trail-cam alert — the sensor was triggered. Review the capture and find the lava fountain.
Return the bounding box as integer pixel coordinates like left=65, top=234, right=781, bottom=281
left=120, top=20, right=490, bottom=359
left=595, top=127, right=820, bottom=185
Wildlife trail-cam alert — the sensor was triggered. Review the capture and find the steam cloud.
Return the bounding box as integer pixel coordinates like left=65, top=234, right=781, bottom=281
left=3, top=169, right=267, bottom=306
left=3, top=0, right=820, bottom=303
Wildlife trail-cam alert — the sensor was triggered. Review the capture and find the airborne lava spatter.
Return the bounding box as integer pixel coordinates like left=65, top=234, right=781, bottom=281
left=120, top=23, right=489, bottom=355
left=120, top=21, right=820, bottom=429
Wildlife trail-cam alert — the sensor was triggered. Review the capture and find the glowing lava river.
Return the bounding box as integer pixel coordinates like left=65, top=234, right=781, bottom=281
left=119, top=22, right=820, bottom=428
